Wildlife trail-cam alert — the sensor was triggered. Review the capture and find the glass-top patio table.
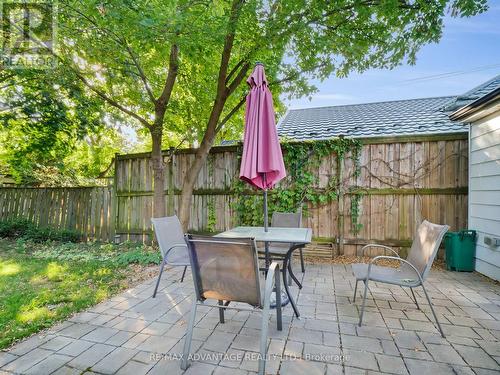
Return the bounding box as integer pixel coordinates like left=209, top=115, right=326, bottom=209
left=215, top=226, right=312, bottom=318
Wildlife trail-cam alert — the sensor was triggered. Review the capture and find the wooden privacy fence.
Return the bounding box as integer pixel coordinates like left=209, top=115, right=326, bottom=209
left=0, top=186, right=114, bottom=242
left=0, top=133, right=468, bottom=255
left=114, top=133, right=468, bottom=257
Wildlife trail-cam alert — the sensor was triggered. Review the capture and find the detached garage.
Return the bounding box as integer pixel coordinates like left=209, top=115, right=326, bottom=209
left=451, top=81, right=500, bottom=281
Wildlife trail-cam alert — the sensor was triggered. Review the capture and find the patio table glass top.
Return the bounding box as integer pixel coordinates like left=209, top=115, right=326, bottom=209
left=214, top=226, right=312, bottom=244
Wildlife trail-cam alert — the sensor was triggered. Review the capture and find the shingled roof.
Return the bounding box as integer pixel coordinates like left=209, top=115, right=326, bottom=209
left=444, top=74, right=500, bottom=112
left=277, top=96, right=467, bottom=140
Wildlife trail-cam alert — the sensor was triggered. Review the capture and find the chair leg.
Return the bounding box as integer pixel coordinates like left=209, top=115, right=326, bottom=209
left=358, top=279, right=370, bottom=327
left=300, top=248, right=305, bottom=273
left=275, top=267, right=282, bottom=331
left=259, top=280, right=273, bottom=375
left=180, top=266, right=187, bottom=283
left=353, top=280, right=359, bottom=303
left=420, top=283, right=445, bottom=338
left=218, top=300, right=225, bottom=324
left=410, top=287, right=420, bottom=310
left=152, top=257, right=166, bottom=298
left=181, top=298, right=197, bottom=370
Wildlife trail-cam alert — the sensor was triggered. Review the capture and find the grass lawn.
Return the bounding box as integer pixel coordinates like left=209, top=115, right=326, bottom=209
left=0, top=238, right=160, bottom=350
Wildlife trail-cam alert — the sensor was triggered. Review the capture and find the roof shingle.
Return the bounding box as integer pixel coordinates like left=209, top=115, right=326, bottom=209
left=277, top=96, right=466, bottom=140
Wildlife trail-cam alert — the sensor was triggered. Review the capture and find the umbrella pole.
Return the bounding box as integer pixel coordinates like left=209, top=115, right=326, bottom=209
left=263, top=175, right=270, bottom=272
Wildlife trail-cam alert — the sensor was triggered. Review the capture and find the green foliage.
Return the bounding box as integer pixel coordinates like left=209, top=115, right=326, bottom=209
left=0, top=71, right=125, bottom=186
left=0, top=219, right=33, bottom=238
left=350, top=193, right=364, bottom=235
left=28, top=240, right=161, bottom=266
left=0, top=219, right=81, bottom=243
left=0, top=238, right=143, bottom=349
left=232, top=138, right=364, bottom=234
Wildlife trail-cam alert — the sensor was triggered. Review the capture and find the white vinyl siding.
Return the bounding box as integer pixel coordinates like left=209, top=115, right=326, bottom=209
left=469, top=111, right=500, bottom=281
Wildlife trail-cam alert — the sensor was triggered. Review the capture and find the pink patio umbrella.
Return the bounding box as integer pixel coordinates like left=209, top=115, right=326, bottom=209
left=239, top=62, right=286, bottom=232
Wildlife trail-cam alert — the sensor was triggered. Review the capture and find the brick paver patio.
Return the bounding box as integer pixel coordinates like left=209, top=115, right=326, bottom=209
left=1, top=263, right=499, bottom=375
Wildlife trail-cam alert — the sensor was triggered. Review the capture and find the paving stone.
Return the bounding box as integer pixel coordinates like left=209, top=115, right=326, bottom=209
left=304, top=319, right=338, bottom=333
left=8, top=335, right=51, bottom=355
left=58, top=323, right=97, bottom=339
left=355, top=325, right=393, bottom=340
left=116, top=360, right=155, bottom=375
left=323, top=332, right=340, bottom=347
left=400, top=319, right=438, bottom=333
left=122, top=333, right=150, bottom=349
left=202, top=332, right=236, bottom=353
left=25, top=353, right=71, bottom=374
left=40, top=336, right=75, bottom=351
left=57, top=339, right=94, bottom=356
left=426, top=343, right=466, bottom=365
left=326, top=363, right=343, bottom=374
left=0, top=352, right=17, bottom=368
left=279, top=359, right=326, bottom=375
left=342, top=349, right=378, bottom=371
left=67, top=343, right=115, bottom=370
left=213, top=366, right=248, bottom=375
left=398, top=348, right=432, bottom=360
left=231, top=335, right=261, bottom=352
left=289, top=327, right=323, bottom=344
left=51, top=365, right=82, bottom=375
left=112, top=318, right=151, bottom=332
left=445, top=316, right=481, bottom=327
left=303, top=344, right=342, bottom=364
left=477, top=340, right=500, bottom=357
left=140, top=335, right=179, bottom=353
left=376, top=354, right=408, bottom=375
left=453, top=344, right=500, bottom=370
left=3, top=348, right=53, bottom=373
left=341, top=335, right=383, bottom=353
left=81, top=327, right=119, bottom=343
left=92, top=347, right=138, bottom=374
left=442, top=324, right=481, bottom=339
left=105, top=330, right=137, bottom=346
left=184, top=361, right=217, bottom=375
left=392, top=330, right=425, bottom=350
left=404, top=358, right=455, bottom=375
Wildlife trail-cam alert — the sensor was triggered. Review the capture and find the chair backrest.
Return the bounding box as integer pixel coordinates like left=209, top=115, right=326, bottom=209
left=405, top=220, right=449, bottom=280
left=185, top=235, right=262, bottom=308
left=271, top=210, right=302, bottom=228
left=271, top=210, right=302, bottom=249
left=151, top=216, right=189, bottom=265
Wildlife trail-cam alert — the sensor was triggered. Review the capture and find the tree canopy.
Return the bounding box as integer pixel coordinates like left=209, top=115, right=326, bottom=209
left=0, top=0, right=488, bottom=224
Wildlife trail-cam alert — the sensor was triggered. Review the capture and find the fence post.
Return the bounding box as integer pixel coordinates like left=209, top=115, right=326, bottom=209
left=110, top=154, right=118, bottom=242
left=168, top=147, right=175, bottom=216
left=337, top=152, right=345, bottom=256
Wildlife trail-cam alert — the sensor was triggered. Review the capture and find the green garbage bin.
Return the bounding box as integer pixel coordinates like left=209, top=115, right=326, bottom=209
left=445, top=230, right=476, bottom=272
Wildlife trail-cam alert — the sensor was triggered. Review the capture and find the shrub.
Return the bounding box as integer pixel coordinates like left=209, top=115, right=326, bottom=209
left=0, top=219, right=81, bottom=243
left=0, top=218, right=34, bottom=238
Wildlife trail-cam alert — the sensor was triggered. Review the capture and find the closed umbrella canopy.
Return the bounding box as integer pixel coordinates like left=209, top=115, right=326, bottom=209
left=239, top=63, right=286, bottom=190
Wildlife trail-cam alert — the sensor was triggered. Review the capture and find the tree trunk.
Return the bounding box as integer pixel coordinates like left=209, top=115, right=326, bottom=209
left=151, top=125, right=166, bottom=218
left=178, top=100, right=225, bottom=229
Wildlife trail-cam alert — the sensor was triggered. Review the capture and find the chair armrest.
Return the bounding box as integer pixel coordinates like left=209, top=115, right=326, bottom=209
left=163, top=243, right=190, bottom=266
left=360, top=244, right=400, bottom=258
left=367, top=255, right=423, bottom=285
left=263, top=262, right=281, bottom=307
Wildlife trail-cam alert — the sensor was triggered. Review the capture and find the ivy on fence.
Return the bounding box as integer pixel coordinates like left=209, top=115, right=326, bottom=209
left=231, top=138, right=363, bottom=234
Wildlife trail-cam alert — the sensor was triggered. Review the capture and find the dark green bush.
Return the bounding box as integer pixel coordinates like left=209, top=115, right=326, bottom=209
left=0, top=218, right=33, bottom=238
left=0, top=219, right=81, bottom=242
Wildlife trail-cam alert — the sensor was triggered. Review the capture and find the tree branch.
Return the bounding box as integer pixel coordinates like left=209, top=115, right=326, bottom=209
left=156, top=43, right=179, bottom=109
left=215, top=95, right=246, bottom=133
left=124, top=43, right=156, bottom=104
